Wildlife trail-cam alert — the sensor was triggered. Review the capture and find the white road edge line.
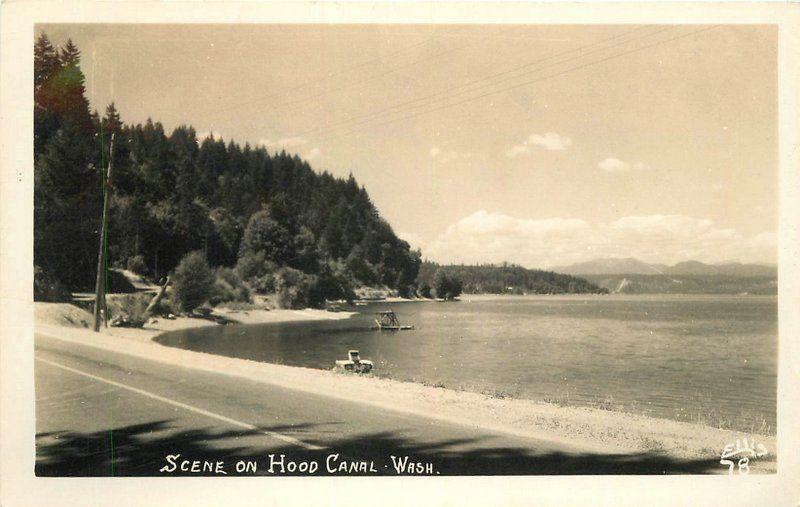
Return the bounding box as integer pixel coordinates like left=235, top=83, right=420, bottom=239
left=35, top=355, right=323, bottom=451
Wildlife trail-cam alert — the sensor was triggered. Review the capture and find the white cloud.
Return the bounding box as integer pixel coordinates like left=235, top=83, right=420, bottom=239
left=259, top=136, right=308, bottom=151
left=598, top=158, right=650, bottom=172
left=506, top=132, right=571, bottom=158
left=423, top=210, right=776, bottom=268
left=528, top=132, right=572, bottom=151
left=598, top=157, right=629, bottom=172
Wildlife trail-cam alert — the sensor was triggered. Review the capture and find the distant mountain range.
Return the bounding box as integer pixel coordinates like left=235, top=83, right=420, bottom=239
left=552, top=258, right=777, bottom=277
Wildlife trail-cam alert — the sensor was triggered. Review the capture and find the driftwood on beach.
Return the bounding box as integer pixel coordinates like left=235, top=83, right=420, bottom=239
left=144, top=276, right=170, bottom=319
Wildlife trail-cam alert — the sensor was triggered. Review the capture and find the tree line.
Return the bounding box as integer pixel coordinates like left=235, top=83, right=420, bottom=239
left=416, top=262, right=609, bottom=295
left=34, top=34, right=421, bottom=307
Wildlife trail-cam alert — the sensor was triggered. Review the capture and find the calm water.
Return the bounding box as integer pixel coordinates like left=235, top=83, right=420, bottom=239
left=157, top=295, right=777, bottom=433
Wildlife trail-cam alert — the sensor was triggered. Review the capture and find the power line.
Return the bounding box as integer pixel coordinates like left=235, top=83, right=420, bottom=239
left=207, top=27, right=475, bottom=128
left=317, top=26, right=680, bottom=140
left=180, top=33, right=439, bottom=132
left=301, top=25, right=673, bottom=140
left=317, top=25, right=719, bottom=143
left=298, top=27, right=656, bottom=135
left=272, top=25, right=565, bottom=122
left=275, top=40, right=472, bottom=119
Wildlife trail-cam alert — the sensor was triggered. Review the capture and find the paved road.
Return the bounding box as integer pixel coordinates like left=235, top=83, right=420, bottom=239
left=34, top=332, right=721, bottom=476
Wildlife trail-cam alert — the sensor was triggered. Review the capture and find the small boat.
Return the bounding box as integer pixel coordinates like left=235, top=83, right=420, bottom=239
left=354, top=301, right=368, bottom=307
left=334, top=350, right=374, bottom=373
left=372, top=310, right=414, bottom=331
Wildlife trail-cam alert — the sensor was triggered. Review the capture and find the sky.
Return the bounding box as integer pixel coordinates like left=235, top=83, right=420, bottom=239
left=41, top=23, right=778, bottom=268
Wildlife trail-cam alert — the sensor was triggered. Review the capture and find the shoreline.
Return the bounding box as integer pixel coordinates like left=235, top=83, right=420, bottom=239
left=35, top=301, right=358, bottom=344
left=34, top=302, right=777, bottom=469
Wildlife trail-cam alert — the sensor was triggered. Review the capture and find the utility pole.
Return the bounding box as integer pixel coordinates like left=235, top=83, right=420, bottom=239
left=93, top=132, right=115, bottom=332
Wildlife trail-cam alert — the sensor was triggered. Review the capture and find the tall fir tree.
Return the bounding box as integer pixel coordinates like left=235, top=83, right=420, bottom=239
left=34, top=34, right=100, bottom=288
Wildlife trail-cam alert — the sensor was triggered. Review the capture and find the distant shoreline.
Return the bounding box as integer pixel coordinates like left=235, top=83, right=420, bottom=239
left=459, top=292, right=777, bottom=300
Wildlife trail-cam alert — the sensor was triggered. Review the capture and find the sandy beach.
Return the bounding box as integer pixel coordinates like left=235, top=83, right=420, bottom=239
left=35, top=301, right=356, bottom=344
left=34, top=302, right=777, bottom=468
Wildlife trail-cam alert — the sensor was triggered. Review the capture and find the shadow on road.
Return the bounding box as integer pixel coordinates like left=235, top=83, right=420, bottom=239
left=36, top=420, right=720, bottom=476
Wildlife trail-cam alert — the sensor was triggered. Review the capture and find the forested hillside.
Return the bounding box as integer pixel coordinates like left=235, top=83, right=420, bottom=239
left=416, top=262, right=608, bottom=295
left=34, top=34, right=420, bottom=302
